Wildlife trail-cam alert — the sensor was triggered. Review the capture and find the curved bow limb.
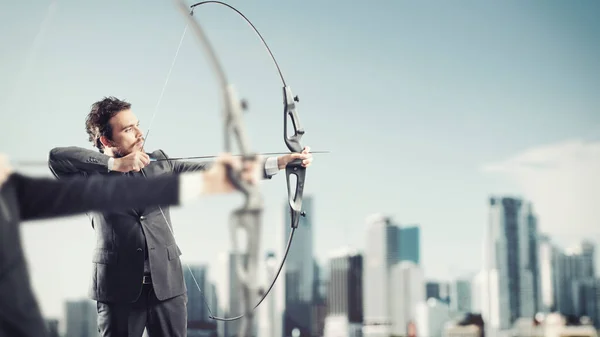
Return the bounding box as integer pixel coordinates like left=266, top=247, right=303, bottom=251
left=186, top=0, right=311, bottom=311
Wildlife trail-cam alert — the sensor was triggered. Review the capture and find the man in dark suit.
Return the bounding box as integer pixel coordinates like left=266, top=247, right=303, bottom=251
left=0, top=152, right=263, bottom=337
left=48, top=96, right=313, bottom=336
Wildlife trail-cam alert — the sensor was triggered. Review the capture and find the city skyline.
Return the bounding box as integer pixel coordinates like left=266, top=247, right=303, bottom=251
left=42, top=196, right=599, bottom=336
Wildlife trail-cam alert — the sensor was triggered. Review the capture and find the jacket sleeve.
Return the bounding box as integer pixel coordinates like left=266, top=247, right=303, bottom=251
left=164, top=150, right=273, bottom=179
left=48, top=146, right=111, bottom=178
left=164, top=149, right=212, bottom=173
left=12, top=173, right=181, bottom=222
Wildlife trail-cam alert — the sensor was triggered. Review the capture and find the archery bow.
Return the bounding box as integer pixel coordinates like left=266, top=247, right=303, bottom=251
left=185, top=0, right=310, bottom=319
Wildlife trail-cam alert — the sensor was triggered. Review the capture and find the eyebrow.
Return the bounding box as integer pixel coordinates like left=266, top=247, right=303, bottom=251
left=121, top=121, right=140, bottom=131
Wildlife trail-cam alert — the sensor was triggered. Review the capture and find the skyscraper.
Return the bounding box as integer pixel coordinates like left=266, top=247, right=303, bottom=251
left=451, top=279, right=472, bottom=313
left=312, top=259, right=327, bottom=337
left=487, top=197, right=541, bottom=328
left=399, top=226, right=420, bottom=265
left=323, top=249, right=363, bottom=337
left=538, top=234, right=560, bottom=313
left=390, top=261, right=425, bottom=336
left=555, top=241, right=598, bottom=317
left=415, top=298, right=451, bottom=337
left=581, top=240, right=596, bottom=278
left=363, top=214, right=400, bottom=336
left=526, top=203, right=541, bottom=315
left=519, top=202, right=539, bottom=317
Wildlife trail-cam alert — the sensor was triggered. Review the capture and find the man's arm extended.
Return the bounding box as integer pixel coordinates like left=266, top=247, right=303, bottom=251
left=12, top=171, right=203, bottom=222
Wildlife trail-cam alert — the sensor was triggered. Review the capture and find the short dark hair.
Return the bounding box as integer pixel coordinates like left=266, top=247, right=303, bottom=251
left=85, top=96, right=131, bottom=152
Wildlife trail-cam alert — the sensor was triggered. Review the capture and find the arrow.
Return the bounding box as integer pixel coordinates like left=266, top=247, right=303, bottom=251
left=13, top=151, right=330, bottom=166
left=149, top=150, right=330, bottom=162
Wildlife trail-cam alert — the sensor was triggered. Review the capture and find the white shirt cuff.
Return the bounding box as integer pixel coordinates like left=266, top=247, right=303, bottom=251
left=179, top=172, right=204, bottom=205
left=265, top=156, right=279, bottom=176
left=107, top=157, right=114, bottom=171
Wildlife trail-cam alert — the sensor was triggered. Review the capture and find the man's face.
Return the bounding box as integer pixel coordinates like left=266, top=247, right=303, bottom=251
left=103, top=109, right=144, bottom=157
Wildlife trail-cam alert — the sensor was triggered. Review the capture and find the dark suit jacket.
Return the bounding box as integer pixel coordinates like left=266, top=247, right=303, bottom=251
left=48, top=146, right=272, bottom=305
left=0, top=172, right=182, bottom=337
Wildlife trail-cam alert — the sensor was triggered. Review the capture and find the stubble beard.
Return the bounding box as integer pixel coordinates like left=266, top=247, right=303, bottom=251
left=109, top=138, right=145, bottom=158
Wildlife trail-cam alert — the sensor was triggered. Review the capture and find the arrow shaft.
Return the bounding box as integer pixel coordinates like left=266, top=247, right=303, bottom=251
left=13, top=151, right=330, bottom=166
left=150, top=150, right=329, bottom=162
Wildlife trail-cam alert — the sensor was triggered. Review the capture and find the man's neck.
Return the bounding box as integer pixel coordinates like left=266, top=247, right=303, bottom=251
left=104, top=149, right=120, bottom=158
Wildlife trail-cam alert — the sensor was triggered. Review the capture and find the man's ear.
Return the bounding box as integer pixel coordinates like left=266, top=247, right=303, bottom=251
left=99, top=136, right=113, bottom=149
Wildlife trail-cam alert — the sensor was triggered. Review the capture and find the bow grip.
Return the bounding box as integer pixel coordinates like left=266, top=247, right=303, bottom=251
left=285, top=161, right=306, bottom=229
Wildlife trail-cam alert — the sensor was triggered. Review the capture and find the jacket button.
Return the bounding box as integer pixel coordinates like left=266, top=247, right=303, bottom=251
left=140, top=216, right=146, bottom=221
left=137, top=248, right=142, bottom=252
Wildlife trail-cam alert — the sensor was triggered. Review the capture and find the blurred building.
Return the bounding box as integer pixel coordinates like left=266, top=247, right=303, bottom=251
left=485, top=197, right=541, bottom=329
left=363, top=214, right=424, bottom=337
left=312, top=260, right=327, bottom=337
left=416, top=298, right=451, bottom=337
left=426, top=281, right=450, bottom=304
left=45, top=318, right=59, bottom=337
left=571, top=278, right=600, bottom=328
left=362, top=214, right=398, bottom=336
left=398, top=226, right=420, bottom=265
left=538, top=234, right=561, bottom=313
left=184, top=264, right=218, bottom=336
left=65, top=299, right=97, bottom=337
left=323, top=248, right=363, bottom=337
left=390, top=261, right=425, bottom=336
left=451, top=278, right=472, bottom=314
left=554, top=241, right=597, bottom=318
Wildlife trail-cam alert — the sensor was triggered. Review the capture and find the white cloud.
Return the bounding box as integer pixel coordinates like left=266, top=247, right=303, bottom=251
left=483, top=139, right=600, bottom=245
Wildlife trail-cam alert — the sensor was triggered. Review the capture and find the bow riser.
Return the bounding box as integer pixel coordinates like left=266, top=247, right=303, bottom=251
left=283, top=86, right=307, bottom=229
left=283, top=86, right=304, bottom=153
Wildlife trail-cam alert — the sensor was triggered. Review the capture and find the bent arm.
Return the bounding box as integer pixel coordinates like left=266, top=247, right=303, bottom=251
left=48, top=146, right=111, bottom=178
left=13, top=172, right=201, bottom=221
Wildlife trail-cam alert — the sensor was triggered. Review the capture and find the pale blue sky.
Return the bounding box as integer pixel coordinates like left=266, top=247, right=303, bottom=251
left=1, top=0, right=599, bottom=320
